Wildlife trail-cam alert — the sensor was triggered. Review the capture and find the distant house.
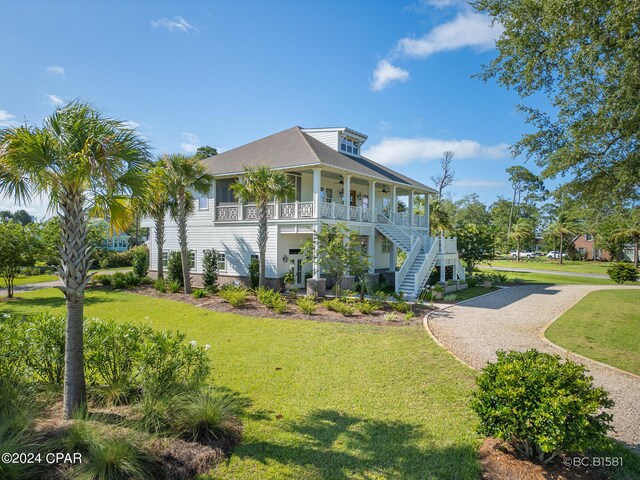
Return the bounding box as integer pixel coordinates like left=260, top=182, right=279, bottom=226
left=103, top=231, right=131, bottom=252
left=571, top=233, right=633, bottom=261
left=141, top=126, right=466, bottom=297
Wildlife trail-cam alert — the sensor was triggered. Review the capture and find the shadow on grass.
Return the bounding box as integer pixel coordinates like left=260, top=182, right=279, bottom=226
left=1, top=293, right=116, bottom=316
left=234, top=409, right=479, bottom=479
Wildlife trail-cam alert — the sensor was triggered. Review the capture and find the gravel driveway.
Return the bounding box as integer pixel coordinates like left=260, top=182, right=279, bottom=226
left=427, top=284, right=640, bottom=451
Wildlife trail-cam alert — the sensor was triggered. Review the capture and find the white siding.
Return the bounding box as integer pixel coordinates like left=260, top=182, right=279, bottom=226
left=301, top=129, right=339, bottom=150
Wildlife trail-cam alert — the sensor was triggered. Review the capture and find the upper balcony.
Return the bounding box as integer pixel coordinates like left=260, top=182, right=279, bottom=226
left=212, top=168, right=429, bottom=228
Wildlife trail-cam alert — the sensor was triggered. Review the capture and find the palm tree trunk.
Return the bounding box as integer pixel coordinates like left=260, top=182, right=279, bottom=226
left=177, top=194, right=191, bottom=294
left=634, top=236, right=639, bottom=268
left=257, top=201, right=268, bottom=288
left=559, top=236, right=564, bottom=265
left=59, top=191, right=90, bottom=419
left=155, top=214, right=165, bottom=280
left=507, top=187, right=517, bottom=237
left=517, top=239, right=521, bottom=261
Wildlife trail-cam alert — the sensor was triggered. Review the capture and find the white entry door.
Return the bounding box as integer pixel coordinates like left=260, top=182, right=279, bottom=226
left=288, top=254, right=306, bottom=287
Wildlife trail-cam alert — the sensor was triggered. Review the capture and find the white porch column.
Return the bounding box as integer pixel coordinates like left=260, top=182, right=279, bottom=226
left=368, top=233, right=375, bottom=273
left=312, top=168, right=321, bottom=218
left=343, top=175, right=351, bottom=206
left=408, top=190, right=414, bottom=225
left=391, top=185, right=397, bottom=217
left=440, top=235, right=446, bottom=282
left=426, top=194, right=431, bottom=234
left=313, top=225, right=321, bottom=279
left=369, top=181, right=376, bottom=223
left=390, top=245, right=397, bottom=271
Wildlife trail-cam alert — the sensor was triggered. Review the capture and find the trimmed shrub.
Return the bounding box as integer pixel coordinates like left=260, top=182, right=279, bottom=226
left=296, top=297, right=317, bottom=315
left=167, top=251, right=184, bottom=287
left=192, top=288, right=207, bottom=299
left=323, top=299, right=355, bottom=316
left=248, top=257, right=260, bottom=290
left=202, top=249, right=219, bottom=293
left=255, top=287, right=287, bottom=312
left=154, top=279, right=166, bottom=293
left=132, top=245, right=149, bottom=278
left=471, top=349, right=613, bottom=463
left=168, top=281, right=181, bottom=293
left=219, top=285, right=249, bottom=308
left=607, top=262, right=638, bottom=284
left=22, top=312, right=66, bottom=384
left=93, top=274, right=112, bottom=287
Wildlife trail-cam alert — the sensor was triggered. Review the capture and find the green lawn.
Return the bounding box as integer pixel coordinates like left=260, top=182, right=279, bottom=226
left=1, top=267, right=131, bottom=288
left=2, top=288, right=482, bottom=479
left=546, top=290, right=640, bottom=376
left=448, top=286, right=499, bottom=302
left=482, top=259, right=614, bottom=275
left=477, top=268, right=617, bottom=285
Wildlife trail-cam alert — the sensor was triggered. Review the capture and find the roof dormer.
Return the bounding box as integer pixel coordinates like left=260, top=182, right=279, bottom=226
left=301, top=127, right=367, bottom=157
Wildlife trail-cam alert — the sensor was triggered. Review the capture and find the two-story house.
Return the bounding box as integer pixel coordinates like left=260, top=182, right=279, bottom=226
left=143, top=126, right=465, bottom=298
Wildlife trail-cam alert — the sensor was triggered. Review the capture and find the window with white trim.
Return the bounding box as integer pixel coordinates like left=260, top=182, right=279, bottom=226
left=198, top=197, right=209, bottom=210
left=162, top=251, right=169, bottom=267
left=217, top=252, right=227, bottom=271
left=340, top=137, right=359, bottom=155
left=189, top=250, right=196, bottom=269
left=382, top=238, right=391, bottom=254
left=285, top=173, right=302, bottom=202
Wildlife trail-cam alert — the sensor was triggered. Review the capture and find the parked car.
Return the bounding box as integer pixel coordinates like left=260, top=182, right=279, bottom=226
left=547, top=251, right=568, bottom=259
left=511, top=250, right=541, bottom=258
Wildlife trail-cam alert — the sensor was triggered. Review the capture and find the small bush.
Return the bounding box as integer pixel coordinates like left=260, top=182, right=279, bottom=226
left=255, top=287, right=287, bottom=312
left=466, top=276, right=478, bottom=288
left=271, top=296, right=288, bottom=314
left=323, top=299, right=355, bottom=316
left=23, top=313, right=66, bottom=384
left=99, top=258, right=110, bottom=269
left=390, top=299, right=411, bottom=313
left=168, top=281, right=181, bottom=294
left=132, top=245, right=149, bottom=278
left=404, top=310, right=415, bottom=321
left=369, top=290, right=388, bottom=309
left=607, top=262, right=638, bottom=284
left=356, top=301, right=376, bottom=315
left=443, top=293, right=457, bottom=302
left=137, top=394, right=172, bottom=435
left=202, top=249, right=219, bottom=293
left=248, top=257, right=260, bottom=290
left=172, top=390, right=242, bottom=445
left=94, top=274, right=112, bottom=287
left=75, top=435, right=158, bottom=480
left=112, top=272, right=128, bottom=289
left=384, top=312, right=396, bottom=322
left=296, top=297, right=317, bottom=315
left=154, top=279, right=166, bottom=293
left=167, top=251, right=184, bottom=287
left=192, top=288, right=207, bottom=299
left=471, top=349, right=613, bottom=463
left=219, top=285, right=249, bottom=308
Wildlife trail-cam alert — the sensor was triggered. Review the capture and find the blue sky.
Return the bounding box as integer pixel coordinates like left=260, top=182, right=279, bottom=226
left=1, top=0, right=550, bottom=218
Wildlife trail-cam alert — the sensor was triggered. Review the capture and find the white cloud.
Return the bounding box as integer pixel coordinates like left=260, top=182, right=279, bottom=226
left=151, top=16, right=198, bottom=33
left=396, top=11, right=502, bottom=58
left=180, top=132, right=200, bottom=153
left=378, top=120, right=393, bottom=132
left=0, top=110, right=17, bottom=127
left=420, top=0, right=465, bottom=8
left=363, top=137, right=510, bottom=166
left=370, top=60, right=410, bottom=91
left=453, top=179, right=508, bottom=188
left=46, top=65, right=65, bottom=75
left=46, top=94, right=64, bottom=106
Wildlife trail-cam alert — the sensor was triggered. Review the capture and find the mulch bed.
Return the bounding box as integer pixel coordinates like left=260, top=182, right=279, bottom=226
left=480, top=438, right=610, bottom=480
left=34, top=401, right=239, bottom=480
left=132, top=286, right=434, bottom=327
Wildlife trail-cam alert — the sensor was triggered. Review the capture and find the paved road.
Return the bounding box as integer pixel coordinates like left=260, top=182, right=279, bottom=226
left=427, top=284, right=640, bottom=451
left=482, top=265, right=609, bottom=279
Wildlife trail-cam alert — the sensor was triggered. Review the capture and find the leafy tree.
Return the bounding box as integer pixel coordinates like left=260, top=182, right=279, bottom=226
left=455, top=223, right=495, bottom=272
left=474, top=0, right=640, bottom=207
left=194, top=145, right=218, bottom=160
left=0, top=209, right=33, bottom=225
left=0, top=222, right=39, bottom=297
left=231, top=166, right=294, bottom=288
left=546, top=212, right=579, bottom=264
left=610, top=212, right=640, bottom=267
left=166, top=251, right=184, bottom=287
left=0, top=101, right=151, bottom=417
left=505, top=166, right=546, bottom=236
left=140, top=161, right=172, bottom=280
left=301, top=222, right=370, bottom=297
left=430, top=151, right=455, bottom=198
left=132, top=245, right=149, bottom=278
left=509, top=218, right=535, bottom=261
left=454, top=194, right=492, bottom=228
left=164, top=154, right=214, bottom=294
left=248, top=257, right=260, bottom=289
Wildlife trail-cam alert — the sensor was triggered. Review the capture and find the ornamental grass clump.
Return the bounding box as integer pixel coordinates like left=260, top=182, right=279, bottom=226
left=219, top=285, right=249, bottom=308
left=296, top=296, right=317, bottom=315
left=471, top=349, right=613, bottom=464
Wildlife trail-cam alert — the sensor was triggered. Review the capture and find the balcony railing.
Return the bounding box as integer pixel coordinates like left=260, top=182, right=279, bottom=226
left=215, top=200, right=427, bottom=225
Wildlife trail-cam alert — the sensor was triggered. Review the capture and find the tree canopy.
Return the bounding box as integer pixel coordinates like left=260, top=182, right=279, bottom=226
left=474, top=0, right=640, bottom=207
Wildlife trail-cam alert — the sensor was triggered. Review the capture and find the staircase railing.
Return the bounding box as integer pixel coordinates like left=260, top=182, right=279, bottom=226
left=377, top=211, right=427, bottom=252
left=413, top=237, right=440, bottom=294
left=395, top=237, right=421, bottom=291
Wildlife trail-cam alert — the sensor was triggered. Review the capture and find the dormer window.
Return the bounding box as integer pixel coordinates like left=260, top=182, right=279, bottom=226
left=340, top=137, right=359, bottom=156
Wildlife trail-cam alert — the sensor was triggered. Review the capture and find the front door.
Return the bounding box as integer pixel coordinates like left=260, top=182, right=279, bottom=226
left=350, top=190, right=356, bottom=207
left=288, top=255, right=305, bottom=287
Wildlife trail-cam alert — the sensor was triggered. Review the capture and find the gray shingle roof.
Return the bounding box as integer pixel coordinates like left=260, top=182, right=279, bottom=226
left=202, top=126, right=435, bottom=193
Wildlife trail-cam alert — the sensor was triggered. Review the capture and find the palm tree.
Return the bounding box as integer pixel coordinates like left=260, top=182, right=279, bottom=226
left=547, top=212, right=578, bottom=265
left=164, top=154, right=214, bottom=294
left=0, top=101, right=150, bottom=418
left=611, top=218, right=640, bottom=268
left=429, top=196, right=452, bottom=237
left=140, top=160, right=172, bottom=279
left=509, top=218, right=534, bottom=261
left=231, top=166, right=294, bottom=288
